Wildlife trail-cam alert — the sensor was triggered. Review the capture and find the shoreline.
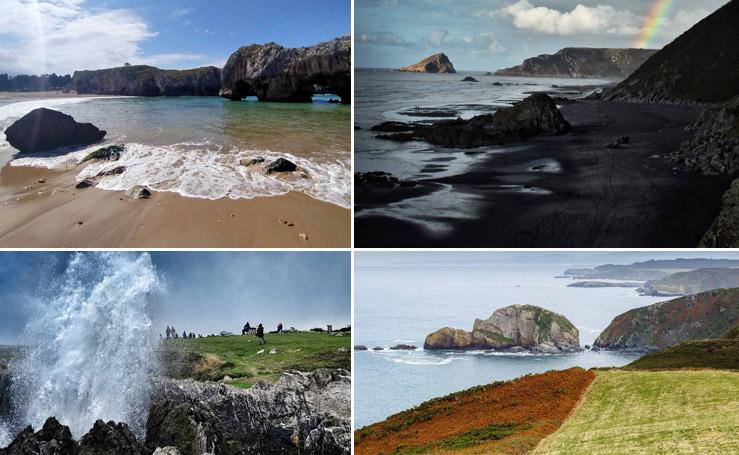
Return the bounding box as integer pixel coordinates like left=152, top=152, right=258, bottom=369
left=0, top=165, right=349, bottom=247
left=355, top=100, right=732, bottom=247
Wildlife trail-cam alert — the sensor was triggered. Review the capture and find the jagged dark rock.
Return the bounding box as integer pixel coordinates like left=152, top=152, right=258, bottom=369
left=388, top=345, right=416, bottom=351
left=145, top=369, right=350, bottom=455
left=220, top=36, right=350, bottom=103
left=700, top=178, right=739, bottom=247
left=72, top=66, right=221, bottom=96
left=2, top=417, right=77, bottom=455
left=399, top=53, right=456, bottom=73
left=354, top=172, right=416, bottom=188
left=78, top=420, right=146, bottom=455
left=377, top=93, right=571, bottom=148
left=606, top=1, right=739, bottom=104
left=75, top=179, right=94, bottom=189
left=5, top=108, right=106, bottom=153
left=495, top=48, right=657, bottom=79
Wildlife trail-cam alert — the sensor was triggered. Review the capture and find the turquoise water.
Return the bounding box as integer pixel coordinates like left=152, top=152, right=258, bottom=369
left=0, top=96, right=350, bottom=206
left=354, top=253, right=668, bottom=428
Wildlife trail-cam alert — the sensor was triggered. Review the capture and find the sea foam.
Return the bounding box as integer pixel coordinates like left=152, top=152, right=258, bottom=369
left=7, top=252, right=160, bottom=440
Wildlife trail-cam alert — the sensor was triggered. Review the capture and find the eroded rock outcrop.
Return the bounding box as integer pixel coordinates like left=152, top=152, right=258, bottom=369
left=594, top=288, right=739, bottom=351
left=220, top=36, right=350, bottom=103
left=700, top=178, right=739, bottom=247
left=145, top=369, right=350, bottom=455
left=72, top=66, right=221, bottom=96
left=78, top=420, right=147, bottom=455
left=495, top=48, right=657, bottom=79
left=1, top=417, right=77, bottom=455
left=375, top=93, right=571, bottom=148
left=424, top=305, right=581, bottom=353
left=638, top=267, right=739, bottom=296
left=399, top=53, right=456, bottom=73
left=5, top=108, right=106, bottom=153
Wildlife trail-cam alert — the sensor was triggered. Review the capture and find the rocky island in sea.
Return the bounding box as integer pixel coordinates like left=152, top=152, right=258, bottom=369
left=354, top=0, right=739, bottom=248
left=425, top=304, right=581, bottom=353
left=399, top=53, right=456, bottom=73
left=0, top=3, right=351, bottom=248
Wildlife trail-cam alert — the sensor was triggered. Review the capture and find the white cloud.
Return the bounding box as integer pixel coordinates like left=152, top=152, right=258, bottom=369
left=500, top=0, right=641, bottom=36
left=357, top=31, right=413, bottom=47
left=0, top=0, right=201, bottom=75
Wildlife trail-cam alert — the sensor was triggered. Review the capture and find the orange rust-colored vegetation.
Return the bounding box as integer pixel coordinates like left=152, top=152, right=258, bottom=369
left=354, top=367, right=595, bottom=455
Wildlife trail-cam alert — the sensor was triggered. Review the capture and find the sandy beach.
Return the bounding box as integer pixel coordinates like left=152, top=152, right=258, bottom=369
left=0, top=165, right=349, bottom=248
left=356, top=100, right=732, bottom=247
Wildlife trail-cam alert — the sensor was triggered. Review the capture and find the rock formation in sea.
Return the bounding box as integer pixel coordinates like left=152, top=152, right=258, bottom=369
left=593, top=288, right=739, bottom=351
left=4, top=108, right=106, bottom=153
left=495, top=48, right=657, bottom=79
left=424, top=304, right=581, bottom=353
left=219, top=36, right=350, bottom=103
left=145, top=369, right=350, bottom=455
left=638, top=268, right=739, bottom=296
left=606, top=0, right=739, bottom=104
left=374, top=93, right=571, bottom=148
left=72, top=65, right=222, bottom=96
left=399, top=53, right=456, bottom=73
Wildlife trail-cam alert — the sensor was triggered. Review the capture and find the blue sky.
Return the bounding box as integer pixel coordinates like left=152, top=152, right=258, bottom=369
left=356, top=0, right=730, bottom=70
left=0, top=0, right=350, bottom=75
left=0, top=252, right=351, bottom=344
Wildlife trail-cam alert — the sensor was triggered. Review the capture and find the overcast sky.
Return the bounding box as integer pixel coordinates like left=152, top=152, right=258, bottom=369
left=0, top=0, right=350, bottom=75
left=356, top=0, right=731, bottom=70
left=0, top=252, right=350, bottom=345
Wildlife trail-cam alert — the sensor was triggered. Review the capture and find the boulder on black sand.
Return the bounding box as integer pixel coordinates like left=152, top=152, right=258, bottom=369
left=4, top=108, right=106, bottom=153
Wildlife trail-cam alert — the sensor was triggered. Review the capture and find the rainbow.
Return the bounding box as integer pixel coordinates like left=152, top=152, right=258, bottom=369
left=634, top=0, right=674, bottom=48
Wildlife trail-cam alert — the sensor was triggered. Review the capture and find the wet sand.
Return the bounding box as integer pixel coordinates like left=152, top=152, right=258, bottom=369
left=0, top=166, right=349, bottom=248
left=355, top=101, right=733, bottom=247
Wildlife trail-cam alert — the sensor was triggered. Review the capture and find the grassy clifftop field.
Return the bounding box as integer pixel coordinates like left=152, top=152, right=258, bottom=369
left=160, top=331, right=350, bottom=388
left=533, top=370, right=739, bottom=454
left=355, top=368, right=595, bottom=455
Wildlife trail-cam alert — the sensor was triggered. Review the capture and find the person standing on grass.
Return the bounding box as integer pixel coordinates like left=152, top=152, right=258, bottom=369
left=242, top=322, right=251, bottom=335
left=256, top=323, right=266, bottom=345
left=277, top=322, right=283, bottom=334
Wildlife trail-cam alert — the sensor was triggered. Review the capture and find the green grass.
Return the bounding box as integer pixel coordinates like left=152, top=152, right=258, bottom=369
left=534, top=370, right=739, bottom=454
left=626, top=340, right=739, bottom=371
left=160, top=331, right=350, bottom=388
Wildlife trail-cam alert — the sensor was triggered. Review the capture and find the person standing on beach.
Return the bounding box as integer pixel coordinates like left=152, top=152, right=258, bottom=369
left=256, top=324, right=266, bottom=345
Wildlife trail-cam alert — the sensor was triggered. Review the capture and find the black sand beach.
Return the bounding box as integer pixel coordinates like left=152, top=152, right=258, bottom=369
left=355, top=101, right=733, bottom=247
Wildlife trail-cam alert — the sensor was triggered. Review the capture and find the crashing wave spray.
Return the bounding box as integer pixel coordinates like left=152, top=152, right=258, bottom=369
left=8, top=252, right=160, bottom=440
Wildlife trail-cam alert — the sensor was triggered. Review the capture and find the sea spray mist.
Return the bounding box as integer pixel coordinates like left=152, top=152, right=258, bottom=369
left=7, top=252, right=161, bottom=441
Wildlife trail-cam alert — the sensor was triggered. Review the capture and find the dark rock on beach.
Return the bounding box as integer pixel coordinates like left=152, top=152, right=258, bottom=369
left=145, top=369, right=350, bottom=455
left=355, top=172, right=416, bottom=189
left=220, top=36, right=350, bottom=103
left=125, top=186, right=152, bottom=199
left=75, top=179, right=94, bottom=189
left=81, top=144, right=124, bottom=163
left=73, top=65, right=221, bottom=96
left=5, top=108, right=106, bottom=153
left=378, top=93, right=571, bottom=148
left=461, top=77, right=479, bottom=82
left=265, top=158, right=297, bottom=174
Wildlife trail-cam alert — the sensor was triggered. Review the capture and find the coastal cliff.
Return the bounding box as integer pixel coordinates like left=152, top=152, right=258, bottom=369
left=219, top=36, right=350, bottom=103
left=495, top=48, right=656, bottom=79
left=399, top=53, right=456, bottom=73
left=638, top=267, right=739, bottom=296
left=594, top=288, right=739, bottom=351
left=72, top=65, right=222, bottom=96
left=606, top=0, right=739, bottom=104
left=424, top=304, right=581, bottom=353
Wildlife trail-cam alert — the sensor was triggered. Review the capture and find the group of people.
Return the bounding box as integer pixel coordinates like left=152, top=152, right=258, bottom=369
left=164, top=326, right=199, bottom=339
left=242, top=322, right=284, bottom=345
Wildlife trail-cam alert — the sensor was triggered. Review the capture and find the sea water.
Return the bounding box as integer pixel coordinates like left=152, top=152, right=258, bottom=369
left=354, top=69, right=609, bottom=231
left=353, top=256, right=667, bottom=428
left=0, top=252, right=160, bottom=443
left=0, top=95, right=350, bottom=207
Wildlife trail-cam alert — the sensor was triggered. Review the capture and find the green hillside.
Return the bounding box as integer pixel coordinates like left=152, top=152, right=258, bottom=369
left=160, top=331, right=350, bottom=388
